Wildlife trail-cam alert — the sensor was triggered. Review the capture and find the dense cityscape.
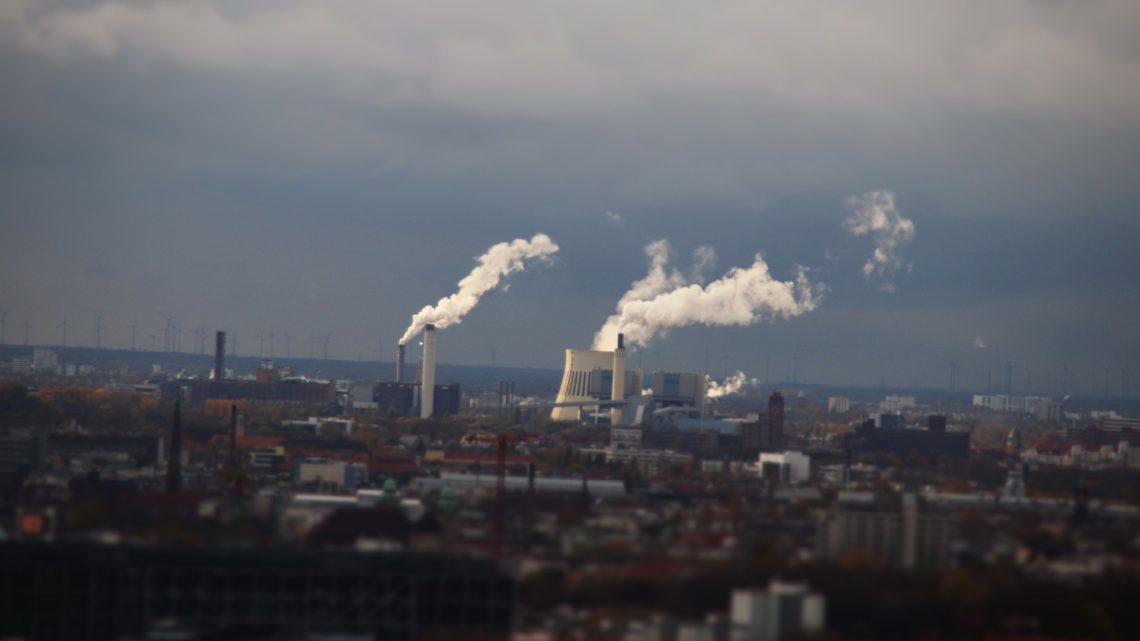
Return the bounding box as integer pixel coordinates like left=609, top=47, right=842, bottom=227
left=0, top=326, right=1138, bottom=640
left=4, top=1, right=1140, bottom=639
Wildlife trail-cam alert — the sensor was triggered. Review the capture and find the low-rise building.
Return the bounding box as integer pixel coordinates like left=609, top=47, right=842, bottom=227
left=758, top=451, right=811, bottom=483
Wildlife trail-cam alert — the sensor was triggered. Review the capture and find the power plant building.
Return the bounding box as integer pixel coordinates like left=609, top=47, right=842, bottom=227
left=371, top=382, right=461, bottom=419
left=552, top=333, right=707, bottom=425
left=551, top=348, right=643, bottom=422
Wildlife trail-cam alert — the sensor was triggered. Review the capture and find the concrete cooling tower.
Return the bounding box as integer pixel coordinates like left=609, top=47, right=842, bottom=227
left=551, top=333, right=641, bottom=423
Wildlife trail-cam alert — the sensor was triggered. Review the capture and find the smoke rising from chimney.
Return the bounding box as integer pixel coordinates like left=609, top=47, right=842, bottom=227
left=398, top=233, right=559, bottom=346
left=842, top=190, right=916, bottom=292
left=592, top=240, right=823, bottom=350
left=592, top=240, right=688, bottom=349
left=706, top=370, right=758, bottom=399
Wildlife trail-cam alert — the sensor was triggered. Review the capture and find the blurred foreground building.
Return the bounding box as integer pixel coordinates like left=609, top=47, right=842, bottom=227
left=0, top=542, right=512, bottom=641
left=816, top=492, right=955, bottom=570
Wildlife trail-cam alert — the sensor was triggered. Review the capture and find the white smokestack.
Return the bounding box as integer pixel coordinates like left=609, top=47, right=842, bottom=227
left=399, top=233, right=559, bottom=346
left=420, top=324, right=437, bottom=419
left=611, top=333, right=626, bottom=426
left=842, top=190, right=916, bottom=292
left=595, top=249, right=824, bottom=350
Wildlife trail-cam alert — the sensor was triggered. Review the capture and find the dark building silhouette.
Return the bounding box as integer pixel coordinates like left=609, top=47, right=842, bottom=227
left=0, top=542, right=513, bottom=641
left=928, top=415, right=947, bottom=433
left=844, top=417, right=969, bottom=458
left=43, top=433, right=162, bottom=468
left=429, top=383, right=461, bottom=418
left=188, top=379, right=336, bottom=406
left=213, top=330, right=225, bottom=380
left=879, top=413, right=904, bottom=430
left=739, top=391, right=786, bottom=453
left=769, top=390, right=785, bottom=448
left=372, top=382, right=461, bottom=418
left=376, top=382, right=415, bottom=416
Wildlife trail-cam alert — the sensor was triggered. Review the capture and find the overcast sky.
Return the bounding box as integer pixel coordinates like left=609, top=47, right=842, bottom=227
left=2, top=0, right=1138, bottom=395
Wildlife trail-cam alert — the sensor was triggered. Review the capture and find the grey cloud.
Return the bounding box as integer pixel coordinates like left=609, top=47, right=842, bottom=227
left=0, top=0, right=1138, bottom=384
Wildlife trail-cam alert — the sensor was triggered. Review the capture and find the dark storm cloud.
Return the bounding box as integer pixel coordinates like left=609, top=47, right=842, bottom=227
left=1, top=0, right=1138, bottom=389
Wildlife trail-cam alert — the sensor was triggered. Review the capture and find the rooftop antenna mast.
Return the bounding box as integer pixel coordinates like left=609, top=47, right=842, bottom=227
left=321, top=334, right=331, bottom=361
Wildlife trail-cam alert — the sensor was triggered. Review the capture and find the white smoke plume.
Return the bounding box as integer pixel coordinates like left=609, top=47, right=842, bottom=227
left=843, top=190, right=916, bottom=292
left=593, top=245, right=824, bottom=350
left=706, top=370, right=758, bottom=399
left=974, top=336, right=988, bottom=349
left=690, top=245, right=717, bottom=283
left=592, top=240, right=688, bottom=349
left=399, top=233, right=559, bottom=345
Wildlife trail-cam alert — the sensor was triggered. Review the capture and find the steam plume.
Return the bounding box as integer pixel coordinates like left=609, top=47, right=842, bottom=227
left=593, top=243, right=824, bottom=350
left=690, top=245, right=717, bottom=283
left=843, top=190, right=916, bottom=292
left=593, top=240, right=687, bottom=349
left=706, top=370, right=758, bottom=399
left=399, top=233, right=559, bottom=345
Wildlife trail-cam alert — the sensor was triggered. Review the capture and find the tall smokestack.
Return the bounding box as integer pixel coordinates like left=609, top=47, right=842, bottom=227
left=214, top=331, right=226, bottom=380
left=166, top=401, right=182, bottom=493
left=420, top=325, right=437, bottom=419
left=396, top=343, right=406, bottom=383
left=611, top=333, right=626, bottom=426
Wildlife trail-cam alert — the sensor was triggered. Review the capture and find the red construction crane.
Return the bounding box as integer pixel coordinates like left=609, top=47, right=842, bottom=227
left=462, top=431, right=538, bottom=560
